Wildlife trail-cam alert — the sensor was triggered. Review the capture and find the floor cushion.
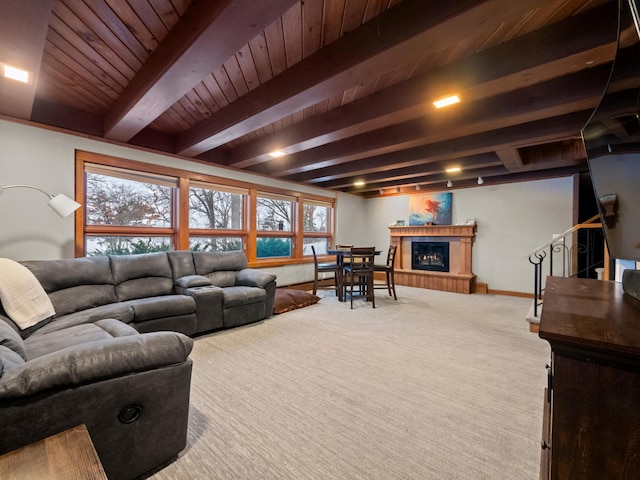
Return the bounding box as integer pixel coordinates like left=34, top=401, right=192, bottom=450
left=273, top=289, right=320, bottom=314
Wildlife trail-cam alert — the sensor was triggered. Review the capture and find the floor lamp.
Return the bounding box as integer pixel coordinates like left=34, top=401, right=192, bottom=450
left=0, top=183, right=81, bottom=218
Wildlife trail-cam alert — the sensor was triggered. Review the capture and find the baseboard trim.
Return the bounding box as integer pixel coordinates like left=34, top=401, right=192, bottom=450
left=279, top=281, right=534, bottom=299
left=488, top=289, right=535, bottom=299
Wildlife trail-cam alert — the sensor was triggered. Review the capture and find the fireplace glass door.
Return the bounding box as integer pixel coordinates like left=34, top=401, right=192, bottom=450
left=411, top=241, right=449, bottom=272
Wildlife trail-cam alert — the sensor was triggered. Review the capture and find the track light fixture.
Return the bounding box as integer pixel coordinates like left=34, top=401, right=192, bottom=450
left=395, top=187, right=401, bottom=193
left=379, top=189, right=384, bottom=195
left=477, top=177, right=484, bottom=185
left=415, top=184, right=421, bottom=191
left=446, top=180, right=453, bottom=188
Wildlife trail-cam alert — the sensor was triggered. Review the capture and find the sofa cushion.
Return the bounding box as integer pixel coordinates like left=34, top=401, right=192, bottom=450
left=0, top=320, right=27, bottom=361
left=0, top=331, right=193, bottom=399
left=0, top=345, right=25, bottom=377
left=222, top=286, right=266, bottom=308
left=193, top=251, right=248, bottom=275
left=206, top=271, right=237, bottom=288
left=25, top=319, right=140, bottom=360
left=124, top=296, right=195, bottom=322
left=110, top=252, right=174, bottom=301
left=167, top=251, right=197, bottom=279
left=22, top=256, right=117, bottom=317
left=27, top=303, right=135, bottom=337
left=50, top=285, right=119, bottom=318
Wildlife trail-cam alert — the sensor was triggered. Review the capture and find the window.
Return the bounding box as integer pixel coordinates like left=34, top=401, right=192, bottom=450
left=256, top=193, right=294, bottom=259
left=77, top=151, right=335, bottom=265
left=86, top=235, right=172, bottom=255
left=189, top=236, right=244, bottom=252
left=256, top=193, right=293, bottom=231
left=84, top=164, right=177, bottom=256
left=189, top=182, right=246, bottom=252
left=302, top=200, right=332, bottom=256
left=189, top=182, right=244, bottom=229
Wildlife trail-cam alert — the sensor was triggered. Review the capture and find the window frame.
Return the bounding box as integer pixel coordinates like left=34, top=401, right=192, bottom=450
left=75, top=150, right=335, bottom=267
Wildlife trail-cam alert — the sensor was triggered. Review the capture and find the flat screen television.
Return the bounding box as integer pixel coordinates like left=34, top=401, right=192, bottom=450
left=581, top=0, right=640, bottom=266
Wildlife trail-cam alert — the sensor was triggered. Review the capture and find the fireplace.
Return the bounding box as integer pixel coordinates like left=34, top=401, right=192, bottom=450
left=412, top=241, right=450, bottom=272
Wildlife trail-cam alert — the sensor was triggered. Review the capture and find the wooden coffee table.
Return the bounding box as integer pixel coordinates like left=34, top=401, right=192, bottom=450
left=0, top=424, right=107, bottom=479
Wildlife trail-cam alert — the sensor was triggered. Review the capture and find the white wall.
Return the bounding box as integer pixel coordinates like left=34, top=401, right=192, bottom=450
left=364, top=178, right=574, bottom=293
left=0, top=118, right=575, bottom=292
left=0, top=120, right=341, bottom=282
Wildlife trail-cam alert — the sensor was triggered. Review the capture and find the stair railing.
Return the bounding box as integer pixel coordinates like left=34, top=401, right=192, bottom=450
left=526, top=215, right=606, bottom=317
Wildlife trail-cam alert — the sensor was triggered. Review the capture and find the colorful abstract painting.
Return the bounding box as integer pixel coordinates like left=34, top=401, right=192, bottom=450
left=409, top=193, right=452, bottom=225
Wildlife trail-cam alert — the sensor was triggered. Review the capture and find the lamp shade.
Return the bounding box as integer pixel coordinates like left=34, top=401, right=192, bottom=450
left=48, top=193, right=81, bottom=217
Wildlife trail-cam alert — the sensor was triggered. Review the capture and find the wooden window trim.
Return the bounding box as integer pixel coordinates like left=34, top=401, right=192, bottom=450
left=75, top=151, right=335, bottom=266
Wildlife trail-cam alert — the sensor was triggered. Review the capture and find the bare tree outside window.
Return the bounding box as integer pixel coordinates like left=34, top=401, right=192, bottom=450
left=303, top=203, right=331, bottom=255
left=257, top=196, right=292, bottom=231
left=189, top=187, right=243, bottom=229
left=303, top=204, right=328, bottom=232
left=86, top=174, right=172, bottom=227
left=85, top=172, right=174, bottom=255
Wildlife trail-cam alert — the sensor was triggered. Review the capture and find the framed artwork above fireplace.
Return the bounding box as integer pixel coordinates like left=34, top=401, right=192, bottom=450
left=409, top=193, right=452, bottom=226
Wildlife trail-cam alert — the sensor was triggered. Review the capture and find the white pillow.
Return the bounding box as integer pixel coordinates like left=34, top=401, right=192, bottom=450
left=0, top=258, right=55, bottom=330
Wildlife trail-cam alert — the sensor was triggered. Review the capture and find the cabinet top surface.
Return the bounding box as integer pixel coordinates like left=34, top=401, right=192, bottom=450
left=539, top=277, right=640, bottom=356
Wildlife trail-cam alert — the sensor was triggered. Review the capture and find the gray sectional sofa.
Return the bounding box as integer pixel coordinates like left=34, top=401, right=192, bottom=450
left=0, top=250, right=277, bottom=479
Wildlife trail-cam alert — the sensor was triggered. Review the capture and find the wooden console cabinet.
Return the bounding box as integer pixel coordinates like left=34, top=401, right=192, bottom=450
left=538, top=276, right=640, bottom=479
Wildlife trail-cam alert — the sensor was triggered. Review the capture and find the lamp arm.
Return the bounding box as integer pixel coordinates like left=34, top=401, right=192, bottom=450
left=1, top=184, right=55, bottom=199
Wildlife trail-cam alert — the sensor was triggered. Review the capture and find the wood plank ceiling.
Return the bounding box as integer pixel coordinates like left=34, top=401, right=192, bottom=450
left=0, top=0, right=626, bottom=197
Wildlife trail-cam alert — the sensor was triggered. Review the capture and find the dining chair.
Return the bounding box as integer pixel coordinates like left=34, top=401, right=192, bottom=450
left=335, top=244, right=354, bottom=268
left=311, top=245, right=342, bottom=298
left=343, top=247, right=376, bottom=309
left=374, top=245, right=398, bottom=300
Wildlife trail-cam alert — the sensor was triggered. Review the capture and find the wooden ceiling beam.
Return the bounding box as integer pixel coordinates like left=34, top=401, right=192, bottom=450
left=0, top=0, right=53, bottom=120
left=321, top=153, right=503, bottom=190
left=221, top=3, right=617, bottom=169
left=31, top=98, right=103, bottom=136
left=299, top=110, right=592, bottom=187
left=359, top=165, right=586, bottom=196
left=263, top=66, right=610, bottom=178
left=175, top=0, right=554, bottom=156
left=351, top=165, right=510, bottom=194
left=102, top=0, right=298, bottom=142
left=495, top=147, right=523, bottom=171
left=516, top=139, right=586, bottom=168
left=342, top=139, right=588, bottom=193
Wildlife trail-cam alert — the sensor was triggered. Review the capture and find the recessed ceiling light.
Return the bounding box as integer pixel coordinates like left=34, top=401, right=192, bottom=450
left=269, top=150, right=285, bottom=158
left=2, top=64, right=30, bottom=83
left=445, top=167, right=461, bottom=173
left=433, top=95, right=460, bottom=109
left=354, top=180, right=365, bottom=187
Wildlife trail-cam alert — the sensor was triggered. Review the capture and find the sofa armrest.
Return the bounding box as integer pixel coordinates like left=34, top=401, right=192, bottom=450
left=175, top=275, right=211, bottom=288
left=236, top=268, right=277, bottom=289
left=0, top=331, right=193, bottom=399
left=175, top=285, right=224, bottom=333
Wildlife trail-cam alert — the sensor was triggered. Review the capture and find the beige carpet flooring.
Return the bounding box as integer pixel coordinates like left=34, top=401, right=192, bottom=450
left=148, top=285, right=550, bottom=480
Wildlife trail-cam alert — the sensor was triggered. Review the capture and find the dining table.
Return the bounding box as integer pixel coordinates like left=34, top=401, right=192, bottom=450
left=326, top=248, right=381, bottom=302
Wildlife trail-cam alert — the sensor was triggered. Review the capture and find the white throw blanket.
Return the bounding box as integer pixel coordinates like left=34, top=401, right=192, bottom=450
left=0, top=258, right=55, bottom=330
